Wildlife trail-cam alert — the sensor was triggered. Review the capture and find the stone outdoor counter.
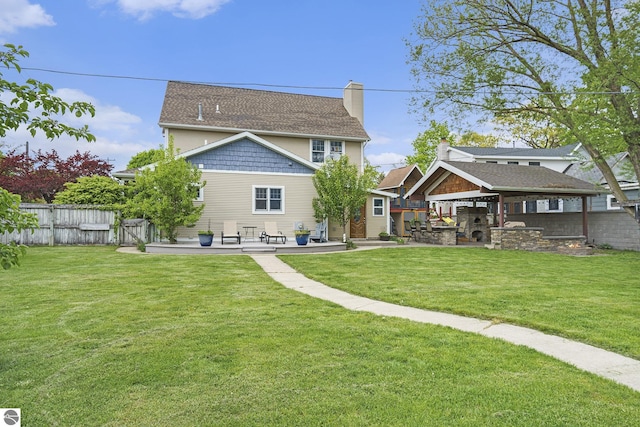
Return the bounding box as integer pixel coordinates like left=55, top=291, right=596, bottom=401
left=490, top=227, right=592, bottom=255
left=413, top=226, right=457, bottom=246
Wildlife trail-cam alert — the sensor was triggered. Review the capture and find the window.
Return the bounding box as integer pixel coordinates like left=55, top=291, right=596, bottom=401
left=311, top=139, right=344, bottom=163
left=525, top=200, right=537, bottom=213
left=507, top=161, right=519, bottom=165
left=373, top=198, right=384, bottom=216
left=513, top=202, right=522, bottom=214
left=607, top=194, right=621, bottom=210
left=192, top=184, right=204, bottom=202
left=486, top=161, right=498, bottom=164
left=253, top=186, right=284, bottom=214
left=529, top=161, right=540, bottom=166
left=548, top=199, right=560, bottom=210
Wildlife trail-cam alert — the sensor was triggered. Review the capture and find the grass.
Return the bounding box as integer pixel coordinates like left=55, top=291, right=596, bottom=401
left=280, top=246, right=640, bottom=360
left=0, top=246, right=639, bottom=426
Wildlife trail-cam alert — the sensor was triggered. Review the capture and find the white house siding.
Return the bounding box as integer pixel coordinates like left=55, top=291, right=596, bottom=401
left=178, top=171, right=318, bottom=241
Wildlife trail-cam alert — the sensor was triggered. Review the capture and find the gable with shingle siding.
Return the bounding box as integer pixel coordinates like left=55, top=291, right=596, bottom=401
left=186, top=138, right=315, bottom=174
left=160, top=81, right=369, bottom=140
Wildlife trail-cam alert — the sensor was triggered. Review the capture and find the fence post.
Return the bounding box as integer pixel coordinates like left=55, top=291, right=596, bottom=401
left=49, top=205, right=55, bottom=246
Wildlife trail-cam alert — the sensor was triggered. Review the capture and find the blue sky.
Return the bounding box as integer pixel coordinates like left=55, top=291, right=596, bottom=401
left=1, top=0, right=432, bottom=173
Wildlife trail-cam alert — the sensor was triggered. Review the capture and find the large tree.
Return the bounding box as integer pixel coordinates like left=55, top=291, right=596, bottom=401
left=0, top=149, right=112, bottom=203
left=127, top=137, right=204, bottom=243
left=0, top=43, right=96, bottom=268
left=408, top=0, right=640, bottom=217
left=312, top=155, right=377, bottom=242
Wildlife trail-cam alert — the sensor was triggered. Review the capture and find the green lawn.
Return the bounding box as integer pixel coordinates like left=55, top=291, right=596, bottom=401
left=1, top=246, right=639, bottom=426
left=280, top=247, right=640, bottom=360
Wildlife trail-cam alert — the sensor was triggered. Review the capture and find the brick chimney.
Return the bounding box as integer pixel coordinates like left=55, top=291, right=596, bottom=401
left=343, top=81, right=364, bottom=126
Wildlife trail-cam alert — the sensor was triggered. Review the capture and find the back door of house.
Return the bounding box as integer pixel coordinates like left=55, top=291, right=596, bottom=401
left=350, top=205, right=366, bottom=238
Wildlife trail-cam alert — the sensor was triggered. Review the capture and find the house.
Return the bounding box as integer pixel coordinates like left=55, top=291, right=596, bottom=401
left=377, top=164, right=427, bottom=236
left=120, top=81, right=396, bottom=241
left=445, top=142, right=581, bottom=172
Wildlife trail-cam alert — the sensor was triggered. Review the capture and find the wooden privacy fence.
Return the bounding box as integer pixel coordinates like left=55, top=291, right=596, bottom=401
left=0, top=204, right=157, bottom=246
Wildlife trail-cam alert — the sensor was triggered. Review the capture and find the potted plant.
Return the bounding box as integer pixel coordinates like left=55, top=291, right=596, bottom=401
left=294, top=229, right=311, bottom=245
left=409, top=218, right=421, bottom=231
left=198, top=220, right=214, bottom=246
left=197, top=229, right=214, bottom=246
left=378, top=231, right=390, bottom=241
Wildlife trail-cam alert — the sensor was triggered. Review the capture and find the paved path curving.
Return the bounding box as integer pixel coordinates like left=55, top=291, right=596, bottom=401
left=251, top=254, right=640, bottom=393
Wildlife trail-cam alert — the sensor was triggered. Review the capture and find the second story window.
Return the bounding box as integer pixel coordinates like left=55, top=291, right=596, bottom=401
left=311, top=139, right=344, bottom=163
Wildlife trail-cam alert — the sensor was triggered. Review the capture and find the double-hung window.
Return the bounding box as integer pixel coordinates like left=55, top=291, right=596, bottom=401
left=311, top=139, right=344, bottom=163
left=373, top=198, right=384, bottom=216
left=253, top=186, right=284, bottom=214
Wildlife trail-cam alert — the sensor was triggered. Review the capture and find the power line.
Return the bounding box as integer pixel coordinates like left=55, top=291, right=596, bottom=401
left=21, top=67, right=639, bottom=96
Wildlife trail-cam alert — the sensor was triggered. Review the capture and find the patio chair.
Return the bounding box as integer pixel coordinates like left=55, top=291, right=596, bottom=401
left=456, top=220, right=467, bottom=237
left=309, top=221, right=327, bottom=243
left=263, top=221, right=287, bottom=244
left=221, top=220, right=241, bottom=244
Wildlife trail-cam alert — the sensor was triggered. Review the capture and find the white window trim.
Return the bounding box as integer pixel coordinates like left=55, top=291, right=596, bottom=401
left=310, top=139, right=344, bottom=163
left=372, top=197, right=385, bottom=216
left=252, top=185, right=285, bottom=214
left=193, top=184, right=204, bottom=202
left=607, top=194, right=621, bottom=210
left=539, top=199, right=563, bottom=212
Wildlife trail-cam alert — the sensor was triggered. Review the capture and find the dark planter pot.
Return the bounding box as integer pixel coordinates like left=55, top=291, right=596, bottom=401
left=379, top=235, right=390, bottom=241
left=198, top=234, right=213, bottom=246
left=295, top=234, right=310, bottom=245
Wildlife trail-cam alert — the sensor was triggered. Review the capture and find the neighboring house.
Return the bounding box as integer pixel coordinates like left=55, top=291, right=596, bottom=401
left=446, top=143, right=581, bottom=172
left=117, top=81, right=396, bottom=241
left=565, top=151, right=640, bottom=212
left=377, top=164, right=426, bottom=236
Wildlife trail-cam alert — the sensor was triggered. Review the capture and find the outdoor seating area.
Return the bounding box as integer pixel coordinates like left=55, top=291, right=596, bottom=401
left=145, top=239, right=346, bottom=254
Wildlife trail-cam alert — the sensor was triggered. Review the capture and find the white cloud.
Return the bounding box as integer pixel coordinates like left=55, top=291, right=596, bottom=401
left=54, top=88, right=142, bottom=133
left=0, top=0, right=54, bottom=34
left=1, top=87, right=154, bottom=171
left=366, top=152, right=408, bottom=174
left=110, top=0, right=231, bottom=20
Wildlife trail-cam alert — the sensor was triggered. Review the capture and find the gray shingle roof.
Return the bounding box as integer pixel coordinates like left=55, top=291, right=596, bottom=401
left=446, top=161, right=599, bottom=193
left=159, top=81, right=369, bottom=140
left=453, top=143, right=579, bottom=158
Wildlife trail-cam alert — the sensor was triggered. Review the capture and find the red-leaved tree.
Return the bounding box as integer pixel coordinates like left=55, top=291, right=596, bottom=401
left=0, top=149, right=113, bottom=203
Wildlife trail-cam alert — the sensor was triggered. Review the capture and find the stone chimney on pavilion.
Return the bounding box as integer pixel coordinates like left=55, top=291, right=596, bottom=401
left=343, top=81, right=364, bottom=126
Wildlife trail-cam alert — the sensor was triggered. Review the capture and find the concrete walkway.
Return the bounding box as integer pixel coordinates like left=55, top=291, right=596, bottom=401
left=251, top=254, right=640, bottom=393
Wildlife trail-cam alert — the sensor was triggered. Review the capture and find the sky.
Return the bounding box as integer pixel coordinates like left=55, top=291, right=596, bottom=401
left=0, top=0, right=434, bottom=174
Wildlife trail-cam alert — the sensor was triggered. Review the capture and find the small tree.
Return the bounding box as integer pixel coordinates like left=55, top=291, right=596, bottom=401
left=0, top=189, right=39, bottom=269
left=127, top=137, right=204, bottom=243
left=312, top=156, right=376, bottom=242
